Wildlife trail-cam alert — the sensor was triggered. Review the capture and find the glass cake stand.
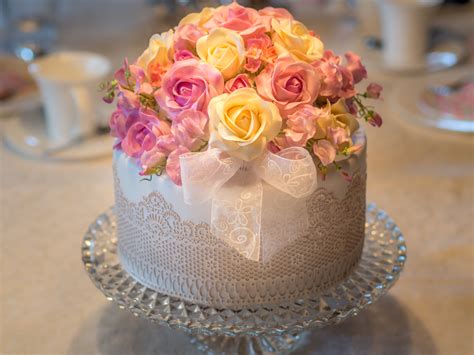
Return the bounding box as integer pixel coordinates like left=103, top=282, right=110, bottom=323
left=81, top=204, right=407, bottom=354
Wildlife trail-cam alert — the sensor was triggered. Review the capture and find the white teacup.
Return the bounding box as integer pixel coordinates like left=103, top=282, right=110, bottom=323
left=378, top=0, right=442, bottom=71
left=29, top=51, right=111, bottom=145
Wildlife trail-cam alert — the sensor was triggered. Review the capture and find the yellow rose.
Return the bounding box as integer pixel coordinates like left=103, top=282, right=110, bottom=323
left=271, top=19, right=324, bottom=63
left=208, top=88, right=282, bottom=161
left=196, top=28, right=245, bottom=80
left=137, top=30, right=174, bottom=73
left=179, top=7, right=215, bottom=27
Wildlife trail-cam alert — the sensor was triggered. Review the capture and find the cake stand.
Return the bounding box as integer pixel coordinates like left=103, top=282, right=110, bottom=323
left=82, top=203, right=407, bottom=354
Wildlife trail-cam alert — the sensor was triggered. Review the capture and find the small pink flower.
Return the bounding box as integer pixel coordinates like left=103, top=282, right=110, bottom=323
left=369, top=112, right=383, bottom=127
left=274, top=105, right=318, bottom=149
left=174, top=24, right=207, bottom=52
left=345, top=52, right=367, bottom=84
left=109, top=109, right=137, bottom=149
left=312, top=50, right=355, bottom=102
left=225, top=73, right=252, bottom=93
left=366, top=82, right=383, bottom=99
left=275, top=129, right=310, bottom=149
left=139, top=147, right=166, bottom=176
left=256, top=56, right=320, bottom=116
left=171, top=109, right=208, bottom=150
left=166, top=146, right=190, bottom=186
left=174, top=49, right=196, bottom=62
left=114, top=58, right=146, bottom=92
left=258, top=6, right=294, bottom=31
left=244, top=30, right=276, bottom=73
left=116, top=90, right=141, bottom=115
left=206, top=2, right=265, bottom=38
left=327, top=127, right=349, bottom=146
left=313, top=139, right=336, bottom=166
left=345, top=98, right=358, bottom=115
left=155, top=59, right=224, bottom=119
left=121, top=109, right=171, bottom=158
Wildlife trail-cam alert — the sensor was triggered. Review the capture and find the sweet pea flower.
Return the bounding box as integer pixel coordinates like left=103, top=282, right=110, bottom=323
left=313, top=139, right=336, bottom=166
left=139, top=147, right=166, bottom=176
left=327, top=126, right=350, bottom=148
left=174, top=24, right=207, bottom=52
left=369, top=112, right=383, bottom=127
left=345, top=52, right=367, bottom=84
left=155, top=59, right=224, bottom=119
left=109, top=109, right=137, bottom=149
left=258, top=6, right=294, bottom=31
left=171, top=109, right=208, bottom=150
left=244, top=30, right=277, bottom=73
left=121, top=109, right=171, bottom=158
left=274, top=105, right=318, bottom=148
left=174, top=49, right=196, bottom=62
left=255, top=56, right=320, bottom=116
left=225, top=73, right=252, bottom=93
left=366, top=82, right=383, bottom=99
left=166, top=146, right=190, bottom=185
left=205, top=2, right=265, bottom=38
left=116, top=90, right=141, bottom=115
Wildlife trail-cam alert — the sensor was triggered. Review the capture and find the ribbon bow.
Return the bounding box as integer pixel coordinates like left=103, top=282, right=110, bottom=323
left=180, top=147, right=317, bottom=262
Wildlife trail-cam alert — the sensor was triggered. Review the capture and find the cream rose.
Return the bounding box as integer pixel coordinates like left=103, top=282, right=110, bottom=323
left=196, top=28, right=245, bottom=80
left=208, top=88, right=282, bottom=161
left=179, top=7, right=215, bottom=27
left=137, top=30, right=174, bottom=81
left=271, top=19, right=324, bottom=63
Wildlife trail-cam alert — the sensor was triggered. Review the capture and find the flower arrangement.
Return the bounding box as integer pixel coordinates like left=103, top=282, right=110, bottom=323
left=104, top=1, right=383, bottom=185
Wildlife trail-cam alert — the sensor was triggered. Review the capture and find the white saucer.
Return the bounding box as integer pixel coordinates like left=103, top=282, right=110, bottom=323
left=3, top=109, right=113, bottom=161
left=0, top=55, right=41, bottom=118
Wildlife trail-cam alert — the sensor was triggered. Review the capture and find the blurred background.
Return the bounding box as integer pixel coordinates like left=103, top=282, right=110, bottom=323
left=0, top=1, right=473, bottom=354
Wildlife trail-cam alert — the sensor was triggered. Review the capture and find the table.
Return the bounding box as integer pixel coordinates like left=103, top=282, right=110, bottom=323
left=1, top=1, right=473, bottom=354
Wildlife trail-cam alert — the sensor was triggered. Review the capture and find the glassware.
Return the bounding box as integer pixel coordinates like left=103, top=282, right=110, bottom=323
left=3, top=0, right=59, bottom=61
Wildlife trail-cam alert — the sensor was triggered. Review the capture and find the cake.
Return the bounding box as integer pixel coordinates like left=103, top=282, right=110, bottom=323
left=105, top=2, right=384, bottom=309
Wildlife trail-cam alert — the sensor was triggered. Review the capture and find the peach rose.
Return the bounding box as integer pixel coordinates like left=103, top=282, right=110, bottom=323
left=178, top=7, right=215, bottom=28
left=271, top=19, right=324, bottom=62
left=208, top=88, right=282, bottom=161
left=196, top=28, right=245, bottom=80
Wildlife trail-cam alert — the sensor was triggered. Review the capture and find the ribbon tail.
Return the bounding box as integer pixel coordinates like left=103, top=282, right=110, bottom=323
left=211, top=168, right=263, bottom=262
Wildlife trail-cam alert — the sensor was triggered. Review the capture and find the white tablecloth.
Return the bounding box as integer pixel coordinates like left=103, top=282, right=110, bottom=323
left=1, top=2, right=473, bottom=354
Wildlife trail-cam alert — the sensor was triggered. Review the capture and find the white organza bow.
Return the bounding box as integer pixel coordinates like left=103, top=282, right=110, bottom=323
left=180, top=147, right=317, bottom=262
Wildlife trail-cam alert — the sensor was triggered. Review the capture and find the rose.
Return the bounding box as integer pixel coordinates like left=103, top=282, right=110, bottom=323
left=271, top=19, right=324, bottom=62
left=255, top=56, right=320, bottom=116
left=225, top=73, right=252, bottom=93
left=208, top=88, right=282, bottom=161
left=274, top=105, right=318, bottom=148
left=136, top=30, right=175, bottom=86
left=166, top=146, right=190, bottom=186
left=155, top=59, right=224, bottom=119
left=205, top=2, right=265, bottom=37
left=121, top=109, right=171, bottom=158
left=171, top=109, right=208, bottom=150
left=259, top=6, right=294, bottom=31
left=174, top=24, right=207, bottom=52
left=179, top=7, right=215, bottom=28
left=174, top=49, right=196, bottom=62
left=196, top=28, right=245, bottom=80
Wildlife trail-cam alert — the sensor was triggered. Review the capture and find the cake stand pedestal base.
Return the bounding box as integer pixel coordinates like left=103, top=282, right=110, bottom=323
left=82, top=204, right=406, bottom=354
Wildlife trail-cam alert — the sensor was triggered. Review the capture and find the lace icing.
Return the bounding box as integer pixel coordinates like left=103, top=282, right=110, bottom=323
left=114, top=166, right=366, bottom=308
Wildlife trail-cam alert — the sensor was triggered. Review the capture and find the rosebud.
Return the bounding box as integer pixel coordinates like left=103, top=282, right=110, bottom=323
left=366, top=83, right=383, bottom=99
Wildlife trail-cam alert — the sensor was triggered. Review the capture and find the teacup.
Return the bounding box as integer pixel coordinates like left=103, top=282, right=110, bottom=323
left=378, top=0, right=442, bottom=71
left=29, top=51, right=111, bottom=145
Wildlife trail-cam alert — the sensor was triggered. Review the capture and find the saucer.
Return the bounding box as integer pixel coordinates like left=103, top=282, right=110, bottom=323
left=3, top=108, right=113, bottom=161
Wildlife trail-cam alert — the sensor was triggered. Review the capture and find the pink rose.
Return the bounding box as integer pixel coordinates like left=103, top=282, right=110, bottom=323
left=171, top=109, right=208, bottom=150
left=166, top=146, right=190, bottom=186
left=155, top=59, right=224, bottom=119
left=225, top=73, right=252, bottom=93
left=174, top=24, right=207, bottom=52
left=206, top=2, right=265, bottom=38
left=256, top=56, right=320, bottom=116
left=312, top=50, right=356, bottom=102
left=109, top=109, right=137, bottom=149
left=274, top=105, right=317, bottom=148
left=121, top=109, right=171, bottom=158
left=258, top=7, right=294, bottom=31
left=366, top=82, right=383, bottom=99
left=345, top=52, right=367, bottom=84
left=313, top=139, right=336, bottom=166
left=139, top=147, right=166, bottom=176
left=174, top=49, right=196, bottom=62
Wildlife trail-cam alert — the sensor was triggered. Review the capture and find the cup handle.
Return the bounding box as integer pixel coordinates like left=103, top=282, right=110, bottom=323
left=71, top=86, right=96, bottom=137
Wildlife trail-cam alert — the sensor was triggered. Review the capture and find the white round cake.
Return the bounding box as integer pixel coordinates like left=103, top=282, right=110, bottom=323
left=114, top=130, right=366, bottom=308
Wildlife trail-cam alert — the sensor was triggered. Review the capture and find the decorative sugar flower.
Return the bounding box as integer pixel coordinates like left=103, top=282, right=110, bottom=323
left=109, top=109, right=135, bottom=149
left=166, top=146, right=190, bottom=185
left=174, top=24, right=207, bottom=52
left=258, top=6, right=294, bottom=31
left=171, top=109, right=209, bottom=151
left=225, top=73, right=252, bottom=93
left=274, top=105, right=318, bottom=149
left=255, top=55, right=320, bottom=116
left=178, top=7, right=215, bottom=28
left=244, top=30, right=277, bottom=73
left=208, top=88, right=282, bottom=161
left=271, top=19, right=324, bottom=63
left=155, top=59, right=224, bottom=119
left=136, top=30, right=175, bottom=87
left=196, top=28, right=246, bottom=80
